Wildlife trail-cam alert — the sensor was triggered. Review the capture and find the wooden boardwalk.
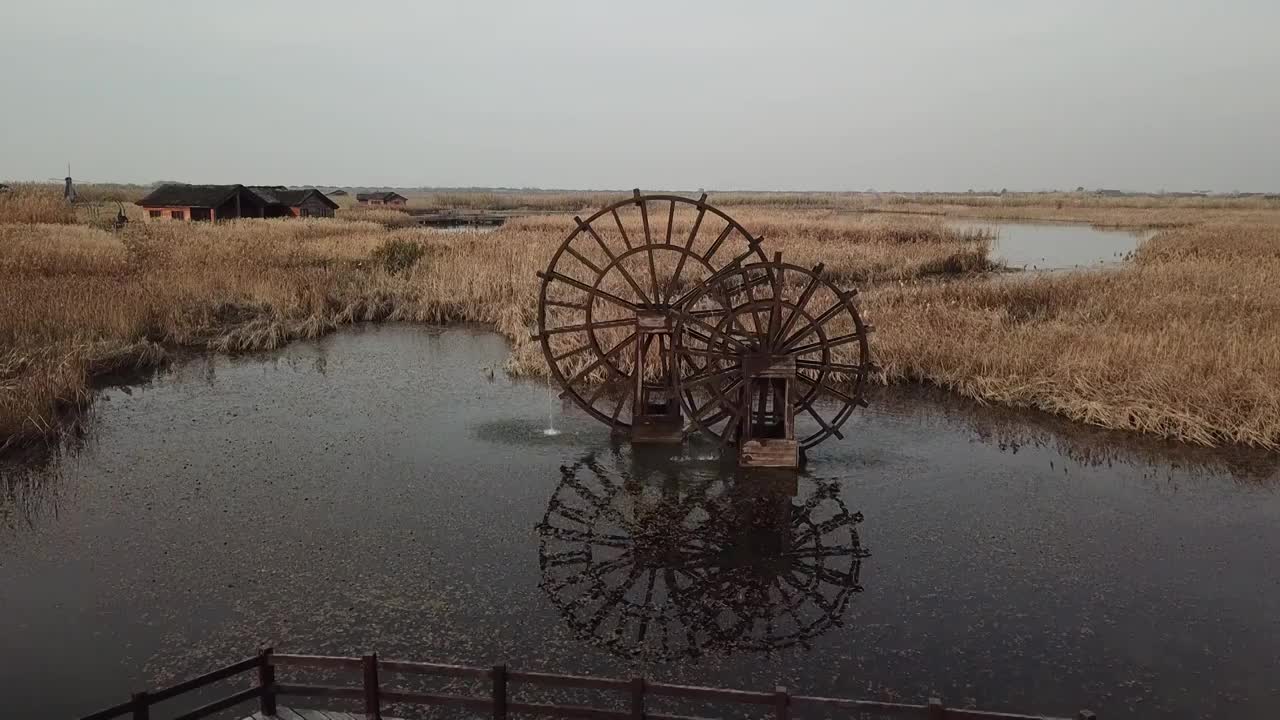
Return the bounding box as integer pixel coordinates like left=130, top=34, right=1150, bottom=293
left=243, top=708, right=400, bottom=720
left=81, top=648, right=1095, bottom=720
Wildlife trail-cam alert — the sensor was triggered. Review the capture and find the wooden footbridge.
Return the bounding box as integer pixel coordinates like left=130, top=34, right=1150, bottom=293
left=80, top=649, right=1097, bottom=720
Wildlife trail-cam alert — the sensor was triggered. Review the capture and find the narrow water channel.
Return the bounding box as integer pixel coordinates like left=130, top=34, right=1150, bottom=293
left=1, top=326, right=1276, bottom=719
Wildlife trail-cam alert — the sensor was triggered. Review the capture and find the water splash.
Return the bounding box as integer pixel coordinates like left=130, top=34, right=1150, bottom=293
left=543, top=384, right=562, bottom=436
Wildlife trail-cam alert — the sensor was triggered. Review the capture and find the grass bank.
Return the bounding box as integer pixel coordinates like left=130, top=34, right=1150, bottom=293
left=0, top=211, right=986, bottom=452
left=864, top=221, right=1280, bottom=447
left=1, top=196, right=1277, bottom=451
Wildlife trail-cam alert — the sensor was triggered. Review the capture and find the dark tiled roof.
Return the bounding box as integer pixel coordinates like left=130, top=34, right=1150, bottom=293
left=274, top=189, right=339, bottom=209
left=356, top=191, right=408, bottom=202
left=137, top=184, right=242, bottom=208
left=247, top=185, right=292, bottom=204
left=139, top=184, right=337, bottom=210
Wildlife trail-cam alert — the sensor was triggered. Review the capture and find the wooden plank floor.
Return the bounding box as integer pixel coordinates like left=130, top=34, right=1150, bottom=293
left=242, top=708, right=403, bottom=720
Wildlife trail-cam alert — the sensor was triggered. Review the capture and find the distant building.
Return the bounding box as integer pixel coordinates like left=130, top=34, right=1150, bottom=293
left=356, top=191, right=408, bottom=206
left=136, top=184, right=337, bottom=221
left=249, top=186, right=340, bottom=218
left=327, top=189, right=349, bottom=197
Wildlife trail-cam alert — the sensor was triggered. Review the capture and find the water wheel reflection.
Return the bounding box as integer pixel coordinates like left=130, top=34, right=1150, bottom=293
left=536, top=447, right=869, bottom=660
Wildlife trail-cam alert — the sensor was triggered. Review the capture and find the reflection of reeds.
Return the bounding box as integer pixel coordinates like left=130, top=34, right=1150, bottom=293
left=869, top=385, right=1280, bottom=483
left=0, top=449, right=71, bottom=531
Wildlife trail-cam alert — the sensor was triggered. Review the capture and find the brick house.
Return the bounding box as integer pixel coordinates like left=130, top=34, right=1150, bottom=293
left=356, top=191, right=408, bottom=206
left=136, top=184, right=338, bottom=220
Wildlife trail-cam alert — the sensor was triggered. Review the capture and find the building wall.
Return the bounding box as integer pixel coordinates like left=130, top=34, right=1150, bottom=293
left=142, top=206, right=193, bottom=221
left=386, top=197, right=407, bottom=206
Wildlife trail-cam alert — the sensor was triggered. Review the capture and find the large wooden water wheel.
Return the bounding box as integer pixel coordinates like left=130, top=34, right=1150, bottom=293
left=535, top=192, right=766, bottom=439
left=671, top=254, right=873, bottom=465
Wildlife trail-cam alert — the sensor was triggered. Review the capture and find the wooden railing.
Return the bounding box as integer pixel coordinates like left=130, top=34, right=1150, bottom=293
left=80, top=649, right=1098, bottom=720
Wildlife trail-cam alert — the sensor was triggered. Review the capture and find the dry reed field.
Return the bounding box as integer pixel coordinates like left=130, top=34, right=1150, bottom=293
left=2, top=186, right=1278, bottom=452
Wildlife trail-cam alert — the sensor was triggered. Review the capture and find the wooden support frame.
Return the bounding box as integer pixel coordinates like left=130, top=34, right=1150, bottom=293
left=738, top=356, right=800, bottom=468
left=629, top=309, right=682, bottom=443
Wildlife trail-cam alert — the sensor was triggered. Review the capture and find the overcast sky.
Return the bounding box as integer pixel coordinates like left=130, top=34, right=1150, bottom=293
left=2, top=1, right=1277, bottom=191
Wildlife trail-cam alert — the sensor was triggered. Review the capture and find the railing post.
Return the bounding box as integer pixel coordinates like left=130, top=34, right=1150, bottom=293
left=1077, top=711, right=1097, bottom=720
left=362, top=653, right=381, bottom=720
left=773, top=685, right=789, bottom=720
left=258, top=647, right=277, bottom=717
left=492, top=664, right=508, bottom=720
left=629, top=677, right=645, bottom=720
left=928, top=697, right=945, bottom=718
left=130, top=691, right=149, bottom=720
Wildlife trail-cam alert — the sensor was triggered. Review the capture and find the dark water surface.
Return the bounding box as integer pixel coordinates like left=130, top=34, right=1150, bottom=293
left=946, top=219, right=1149, bottom=270
left=2, top=326, right=1278, bottom=719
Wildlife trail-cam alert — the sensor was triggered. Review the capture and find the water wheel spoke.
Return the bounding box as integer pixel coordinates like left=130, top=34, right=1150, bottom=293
left=688, top=378, right=744, bottom=424
left=587, top=566, right=644, bottom=632
left=584, top=376, right=616, bottom=407
left=635, top=193, right=661, bottom=301
left=680, top=325, right=728, bottom=351
left=539, top=270, right=642, bottom=313
left=717, top=393, right=748, bottom=447
left=611, top=208, right=633, bottom=251
left=739, top=277, right=766, bottom=338
left=541, top=525, right=630, bottom=548
left=545, top=298, right=589, bottom=311
left=636, top=570, right=658, bottom=642
left=675, top=346, right=741, bottom=360
left=542, top=316, right=634, bottom=337
left=790, top=561, right=857, bottom=590
left=681, top=364, right=742, bottom=388
left=609, top=390, right=629, bottom=423
left=793, top=515, right=853, bottom=543
left=767, top=254, right=784, bottom=343
left=578, top=217, right=652, bottom=305
left=551, top=504, right=594, bottom=527
left=781, top=300, right=845, bottom=350
left=794, top=372, right=859, bottom=406
left=795, top=358, right=864, bottom=374
left=670, top=247, right=759, bottom=308
left=665, top=195, right=708, bottom=304
left=542, top=549, right=592, bottom=568
left=700, top=225, right=734, bottom=264
left=783, top=546, right=863, bottom=560
left=563, top=331, right=638, bottom=388
left=774, top=263, right=825, bottom=345
left=802, top=401, right=844, bottom=440
left=553, top=343, right=593, bottom=363
left=564, top=244, right=604, bottom=275
left=790, top=332, right=864, bottom=357
left=675, top=313, right=753, bottom=353
left=685, top=306, right=733, bottom=318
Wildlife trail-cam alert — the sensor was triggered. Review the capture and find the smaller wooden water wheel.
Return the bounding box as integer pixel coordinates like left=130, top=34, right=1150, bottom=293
left=535, top=191, right=766, bottom=441
left=671, top=254, right=873, bottom=466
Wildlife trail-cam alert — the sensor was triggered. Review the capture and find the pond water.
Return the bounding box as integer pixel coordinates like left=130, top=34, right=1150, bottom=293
left=2, top=326, right=1278, bottom=720
left=946, top=219, right=1150, bottom=270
